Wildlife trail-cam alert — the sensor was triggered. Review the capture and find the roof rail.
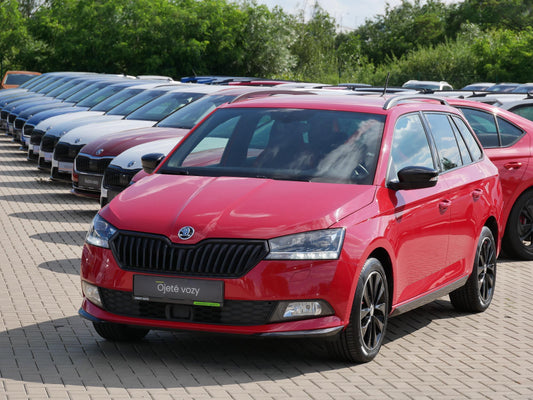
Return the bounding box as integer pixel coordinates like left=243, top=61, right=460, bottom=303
left=383, top=95, right=450, bottom=110
left=229, top=89, right=317, bottom=104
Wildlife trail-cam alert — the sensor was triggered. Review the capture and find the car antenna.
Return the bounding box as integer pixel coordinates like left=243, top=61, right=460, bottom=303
left=381, top=72, right=390, bottom=97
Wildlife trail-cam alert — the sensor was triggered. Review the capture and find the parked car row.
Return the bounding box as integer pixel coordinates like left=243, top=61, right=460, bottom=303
left=3, top=71, right=533, bottom=363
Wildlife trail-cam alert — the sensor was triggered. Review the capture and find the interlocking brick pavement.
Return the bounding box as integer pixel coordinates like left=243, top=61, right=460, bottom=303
left=0, top=134, right=532, bottom=399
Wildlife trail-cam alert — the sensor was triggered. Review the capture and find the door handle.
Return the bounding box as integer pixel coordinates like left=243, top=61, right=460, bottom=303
left=439, top=199, right=451, bottom=212
left=472, top=189, right=483, bottom=200
left=504, top=162, right=523, bottom=170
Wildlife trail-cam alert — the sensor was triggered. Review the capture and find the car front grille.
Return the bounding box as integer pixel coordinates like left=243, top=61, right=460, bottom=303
left=103, top=165, right=139, bottom=190
left=0, top=111, right=8, bottom=120
left=14, top=118, right=25, bottom=130
left=99, top=287, right=276, bottom=326
left=75, top=154, right=113, bottom=174
left=30, top=129, right=44, bottom=145
left=110, top=232, right=269, bottom=278
left=54, top=142, right=84, bottom=162
left=40, top=134, right=59, bottom=152
left=23, top=124, right=35, bottom=138
left=8, top=114, right=16, bottom=124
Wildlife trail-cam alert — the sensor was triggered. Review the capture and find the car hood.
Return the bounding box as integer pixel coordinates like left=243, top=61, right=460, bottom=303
left=101, top=174, right=376, bottom=242
left=59, top=119, right=156, bottom=145
left=110, top=137, right=184, bottom=170
left=26, top=107, right=90, bottom=126
left=19, top=102, right=73, bottom=119
left=80, top=127, right=188, bottom=157
left=34, top=111, right=108, bottom=132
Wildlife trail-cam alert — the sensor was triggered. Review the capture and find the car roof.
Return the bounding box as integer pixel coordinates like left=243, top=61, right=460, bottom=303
left=218, top=93, right=456, bottom=114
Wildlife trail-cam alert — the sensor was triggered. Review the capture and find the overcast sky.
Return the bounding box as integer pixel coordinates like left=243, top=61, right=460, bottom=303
left=255, top=0, right=462, bottom=30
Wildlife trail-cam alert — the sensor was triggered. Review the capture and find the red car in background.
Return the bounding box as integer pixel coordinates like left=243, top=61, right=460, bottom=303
left=447, top=99, right=533, bottom=260
left=80, top=94, right=502, bottom=363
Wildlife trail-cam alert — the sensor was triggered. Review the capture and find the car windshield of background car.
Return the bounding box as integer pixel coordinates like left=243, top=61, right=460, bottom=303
left=124, top=92, right=207, bottom=122
left=156, top=94, right=236, bottom=129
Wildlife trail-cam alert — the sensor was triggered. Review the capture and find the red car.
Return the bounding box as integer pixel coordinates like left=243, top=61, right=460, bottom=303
left=447, top=99, right=533, bottom=260
left=72, top=87, right=310, bottom=200
left=80, top=94, right=502, bottom=363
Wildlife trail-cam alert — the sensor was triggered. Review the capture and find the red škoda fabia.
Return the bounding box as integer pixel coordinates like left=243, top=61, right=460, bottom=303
left=80, top=94, right=503, bottom=363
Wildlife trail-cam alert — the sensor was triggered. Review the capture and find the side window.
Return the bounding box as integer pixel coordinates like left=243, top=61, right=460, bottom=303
left=497, top=116, right=524, bottom=146
left=450, top=119, right=472, bottom=164
left=388, top=114, right=434, bottom=181
left=424, top=113, right=462, bottom=171
left=509, top=104, right=533, bottom=122
left=458, top=107, right=499, bottom=148
left=452, top=116, right=483, bottom=161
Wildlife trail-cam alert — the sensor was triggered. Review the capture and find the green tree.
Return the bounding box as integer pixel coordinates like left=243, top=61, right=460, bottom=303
left=355, top=0, right=448, bottom=63
left=290, top=2, right=337, bottom=82
left=236, top=1, right=296, bottom=78
left=0, top=0, right=31, bottom=74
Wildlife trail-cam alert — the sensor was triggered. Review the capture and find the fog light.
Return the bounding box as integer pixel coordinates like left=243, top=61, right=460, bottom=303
left=270, top=300, right=334, bottom=322
left=82, top=281, right=103, bottom=308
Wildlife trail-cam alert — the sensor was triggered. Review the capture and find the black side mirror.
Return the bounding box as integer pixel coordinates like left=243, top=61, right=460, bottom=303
left=388, top=166, right=438, bottom=191
left=141, top=153, right=165, bottom=174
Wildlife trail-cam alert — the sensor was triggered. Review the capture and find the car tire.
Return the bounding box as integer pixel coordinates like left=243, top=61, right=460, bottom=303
left=92, top=322, right=150, bottom=341
left=449, top=226, right=496, bottom=313
left=503, top=190, right=533, bottom=260
left=328, top=258, right=389, bottom=363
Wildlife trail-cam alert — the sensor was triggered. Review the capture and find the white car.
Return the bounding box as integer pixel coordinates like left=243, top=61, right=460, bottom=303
left=35, top=84, right=183, bottom=169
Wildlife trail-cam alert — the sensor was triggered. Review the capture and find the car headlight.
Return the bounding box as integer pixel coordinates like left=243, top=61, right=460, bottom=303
left=266, top=228, right=345, bottom=260
left=86, top=214, right=117, bottom=248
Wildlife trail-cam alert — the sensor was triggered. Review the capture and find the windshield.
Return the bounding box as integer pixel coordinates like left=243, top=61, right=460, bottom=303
left=90, top=87, right=144, bottom=112
left=106, top=89, right=168, bottom=116
left=76, top=84, right=129, bottom=107
left=37, top=77, right=72, bottom=94
left=61, top=81, right=105, bottom=103
left=161, top=107, right=385, bottom=185
left=41, top=79, right=82, bottom=98
left=125, top=91, right=205, bottom=121
left=156, top=94, right=235, bottom=129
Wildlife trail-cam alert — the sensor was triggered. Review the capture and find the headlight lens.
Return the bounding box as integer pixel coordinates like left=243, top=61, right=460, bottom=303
left=86, top=214, right=117, bottom=248
left=266, top=228, right=345, bottom=260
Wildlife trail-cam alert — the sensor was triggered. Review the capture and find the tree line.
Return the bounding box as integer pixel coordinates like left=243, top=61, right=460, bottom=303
left=2, top=0, right=533, bottom=88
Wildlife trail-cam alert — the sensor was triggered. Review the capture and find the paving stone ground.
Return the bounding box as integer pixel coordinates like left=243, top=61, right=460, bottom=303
left=0, top=134, right=532, bottom=399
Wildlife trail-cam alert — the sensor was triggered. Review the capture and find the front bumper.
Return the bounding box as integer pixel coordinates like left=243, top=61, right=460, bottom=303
left=80, top=242, right=355, bottom=336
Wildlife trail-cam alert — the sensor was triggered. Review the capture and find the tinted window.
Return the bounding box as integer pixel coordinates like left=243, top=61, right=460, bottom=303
left=163, top=108, right=385, bottom=185
left=497, top=116, right=524, bottom=146
left=125, top=92, right=205, bottom=121
left=425, top=113, right=462, bottom=171
left=106, top=89, right=168, bottom=116
left=388, top=113, right=434, bottom=181
left=4, top=74, right=38, bottom=85
left=509, top=105, right=533, bottom=122
left=76, top=84, right=126, bottom=107
left=451, top=116, right=483, bottom=161
left=458, top=107, right=499, bottom=148
left=91, top=88, right=144, bottom=112
left=157, top=94, right=236, bottom=129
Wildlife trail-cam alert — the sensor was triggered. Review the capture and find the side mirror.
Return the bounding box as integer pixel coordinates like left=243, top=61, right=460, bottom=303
left=388, top=166, right=438, bottom=191
left=141, top=153, right=165, bottom=174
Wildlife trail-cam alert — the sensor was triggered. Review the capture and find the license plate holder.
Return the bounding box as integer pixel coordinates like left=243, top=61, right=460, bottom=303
left=133, top=275, right=224, bottom=307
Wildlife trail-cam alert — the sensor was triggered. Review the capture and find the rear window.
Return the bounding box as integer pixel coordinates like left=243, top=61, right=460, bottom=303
left=3, top=73, right=38, bottom=86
